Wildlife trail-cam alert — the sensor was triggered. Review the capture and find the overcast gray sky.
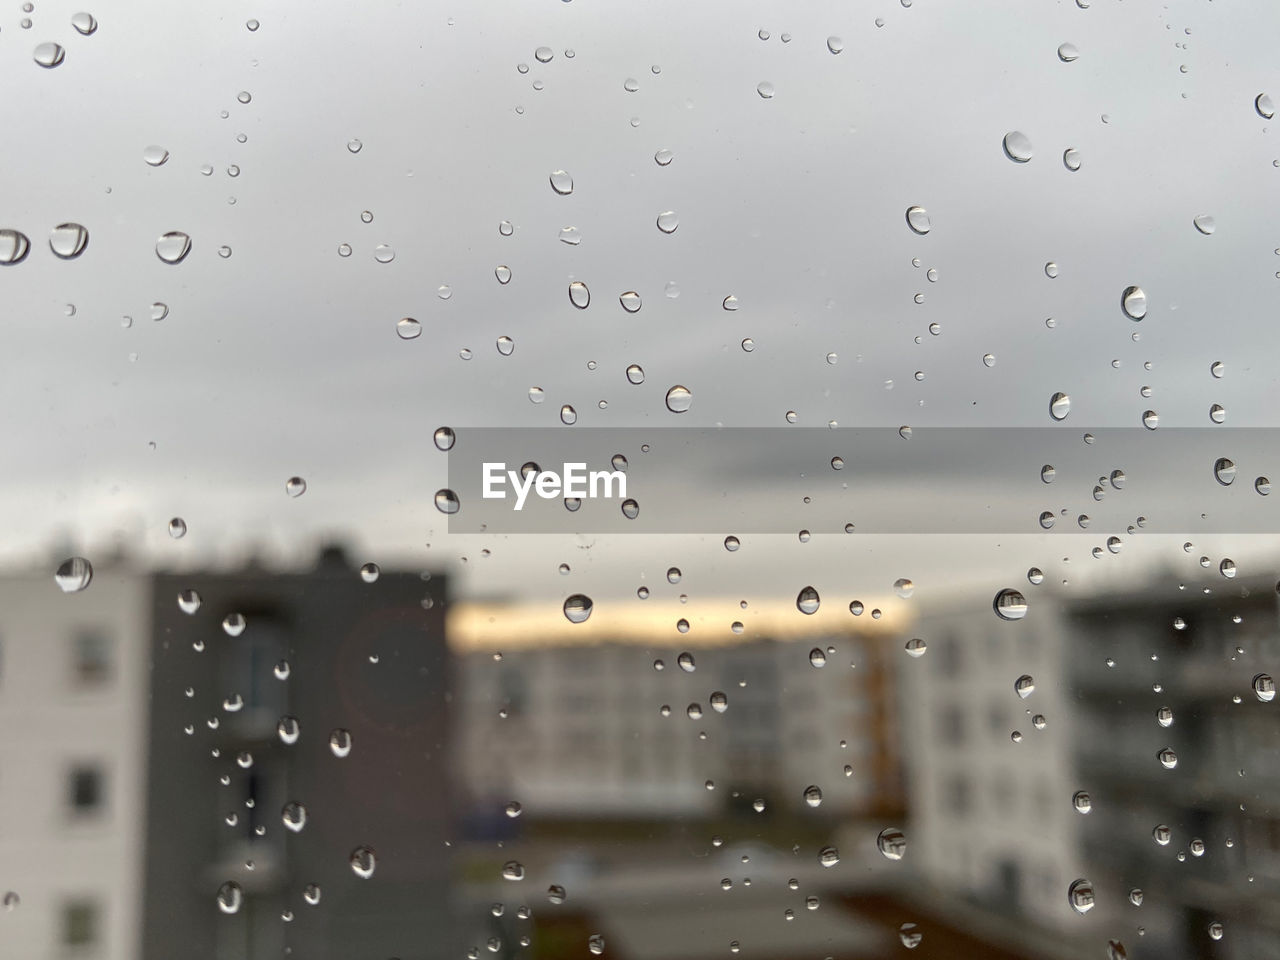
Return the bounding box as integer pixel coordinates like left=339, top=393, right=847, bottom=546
left=2, top=0, right=1279, bottom=606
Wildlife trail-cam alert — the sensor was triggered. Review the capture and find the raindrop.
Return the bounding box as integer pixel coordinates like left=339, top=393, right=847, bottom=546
left=1221, top=558, right=1237, bottom=578
left=1121, top=286, right=1147, bottom=320
left=796, top=586, right=820, bottom=615
left=535, top=46, right=553, bottom=63
left=877, top=828, right=906, bottom=861
left=281, top=801, right=307, bottom=832
left=563, top=594, right=593, bottom=624
left=893, top=578, right=915, bottom=599
left=588, top=935, right=605, bottom=955
left=222, top=613, right=246, bottom=637
left=285, top=476, right=307, bottom=498
left=1208, top=922, right=1224, bottom=941
left=1214, top=458, right=1236, bottom=485
left=1044, top=261, right=1059, bottom=279
left=654, top=148, right=673, bottom=166
left=350, top=846, right=376, bottom=879
left=277, top=716, right=300, bottom=744
left=1072, top=791, right=1092, bottom=814
left=1154, top=824, right=1172, bottom=845
left=529, top=386, right=545, bottom=403
left=1253, top=674, right=1275, bottom=702
left=0, top=230, right=31, bottom=265
left=502, top=861, right=525, bottom=881
left=710, top=692, right=728, bottom=713
left=394, top=317, right=422, bottom=340
left=983, top=353, right=996, bottom=367
left=168, top=517, right=187, bottom=539
left=1211, top=360, right=1225, bottom=378
left=550, top=170, right=574, bottom=195
left=665, top=385, right=692, bottom=413
left=818, top=846, right=840, bottom=867
left=216, top=881, right=243, bottom=914
left=432, top=426, right=456, bottom=452
left=827, top=36, right=844, bottom=54
left=347, top=139, right=363, bottom=153
left=360, top=562, right=380, bottom=583
left=54, top=557, right=93, bottom=593
left=899, top=924, right=922, bottom=949
left=905, top=206, right=931, bottom=235
left=329, top=729, right=352, bottom=758
left=374, top=244, right=395, bottom=263
left=1063, top=148, right=1082, bottom=171
left=1128, top=888, right=1144, bottom=906
left=656, top=211, right=679, bottom=234
left=71, top=12, right=97, bottom=35
left=1002, top=131, right=1033, bottom=163
left=619, top=291, right=642, bottom=313
left=143, top=145, right=169, bottom=166
left=1041, top=465, right=1056, bottom=483
left=993, top=589, right=1028, bottom=621
left=33, top=42, right=65, bottom=68
left=177, top=589, right=202, bottom=614
left=626, top=364, right=645, bottom=385
left=560, top=405, right=577, bottom=425
left=1027, top=568, right=1044, bottom=585
left=496, top=336, right=514, bottom=356
left=1068, top=878, right=1095, bottom=914
left=677, top=652, right=696, bottom=673
left=1142, top=410, right=1160, bottom=430
left=303, top=884, right=321, bottom=905
left=904, top=638, right=927, bottom=658
left=1157, top=706, right=1174, bottom=727
left=155, top=231, right=192, bottom=264
left=1157, top=747, right=1178, bottom=769
left=1015, top=675, right=1035, bottom=698
left=569, top=282, right=590, bottom=309
left=150, top=302, right=169, bottom=322
left=1257, top=94, right=1275, bottom=120
left=621, top=499, right=639, bottom=519
left=757, top=81, right=775, bottom=99
left=1194, top=215, right=1216, bottom=235
left=435, top=489, right=461, bottom=514
left=1049, top=392, right=1071, bottom=420
left=1057, top=42, right=1079, bottom=62
left=809, top=647, right=827, bottom=668
left=495, top=265, right=512, bottom=284
left=548, top=885, right=567, bottom=904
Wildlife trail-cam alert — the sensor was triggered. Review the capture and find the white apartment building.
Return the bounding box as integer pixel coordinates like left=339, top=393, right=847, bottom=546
left=0, top=565, right=151, bottom=960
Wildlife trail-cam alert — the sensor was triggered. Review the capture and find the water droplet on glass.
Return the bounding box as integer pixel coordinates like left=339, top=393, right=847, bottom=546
left=277, top=715, right=300, bottom=744
left=1002, top=131, right=1033, bottom=162
left=71, top=11, right=97, bottom=35
left=566, top=281, right=591, bottom=309
left=796, top=586, right=820, bottom=615
left=904, top=638, right=927, bottom=658
left=1057, top=42, right=1079, bottom=62
left=588, top=934, right=605, bottom=955
left=1193, top=215, right=1216, bottom=235
left=676, top=652, right=695, bottom=673
left=621, top=499, right=639, bottom=519
left=818, top=845, right=840, bottom=867
left=1220, top=558, right=1237, bottom=578
left=808, top=647, right=827, bottom=668
left=550, top=170, right=574, bottom=195
left=395, top=317, right=422, bottom=340
left=1120, top=285, right=1149, bottom=321
left=877, top=828, right=906, bottom=861
left=559, top=405, right=577, bottom=425
left=432, top=427, right=456, bottom=452
left=1063, top=148, right=1082, bottom=171
left=435, top=489, right=461, bottom=514
left=1015, top=675, right=1035, bottom=698
left=281, top=801, right=307, bottom=832
left=904, top=205, right=931, bottom=236
left=216, top=881, right=243, bottom=914
left=1253, top=674, right=1275, bottom=702
left=167, top=517, right=187, bottom=539
left=502, top=861, right=525, bottom=881
left=756, top=81, right=775, bottom=99
left=665, top=385, right=692, bottom=413
left=563, top=594, right=593, bottom=624
left=1049, top=392, right=1071, bottom=420
left=54, top=557, right=92, bottom=593
left=1068, top=878, right=1095, bottom=914
left=1214, top=457, right=1237, bottom=485
left=496, top=336, right=515, bottom=357
left=155, top=231, right=191, bottom=264
left=1072, top=791, right=1092, bottom=814
left=177, top=589, right=202, bottom=614
left=347, top=139, right=363, bottom=154
left=1142, top=410, right=1160, bottom=430
left=358, top=562, right=380, bottom=584
left=1208, top=922, right=1224, bottom=941
left=329, top=729, right=352, bottom=757
left=1157, top=747, right=1178, bottom=769
left=899, top=924, right=922, bottom=949
left=656, top=211, right=679, bottom=234
left=348, top=845, right=376, bottom=879
left=710, top=691, right=728, bottom=713
left=373, top=244, right=395, bottom=263
left=303, top=883, right=321, bottom=905
left=994, top=589, right=1028, bottom=621
left=534, top=45, right=553, bottom=63
left=142, top=144, right=169, bottom=167
left=285, top=476, right=307, bottom=498
left=34, top=42, right=65, bottom=68
left=494, top=265, right=512, bottom=285
left=1257, top=93, right=1275, bottom=119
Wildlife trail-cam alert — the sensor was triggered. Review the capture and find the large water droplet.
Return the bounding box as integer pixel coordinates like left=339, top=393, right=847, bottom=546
left=827, top=36, right=844, bottom=54
left=1015, top=675, right=1035, bottom=698
left=1156, top=747, right=1178, bottom=769
left=757, top=81, right=775, bottom=99
left=626, top=364, right=645, bottom=384
left=155, top=231, right=192, bottom=264
left=396, top=317, right=421, bottom=340
left=560, top=405, right=577, bottom=425
left=350, top=846, right=376, bottom=879
left=33, top=42, right=65, bottom=68
left=216, top=881, right=243, bottom=914
left=178, top=589, right=202, bottom=614
left=809, top=647, right=827, bottom=668
left=588, top=934, right=605, bottom=955
left=1068, top=878, right=1095, bottom=914
left=563, top=594, right=593, bottom=624
left=818, top=845, right=840, bottom=867
left=905, top=206, right=931, bottom=235
left=435, top=489, right=460, bottom=514
left=55, top=557, right=93, bottom=593
left=143, top=145, right=169, bottom=167
left=0, top=229, right=31, bottom=265
left=1002, top=131, right=1033, bottom=162
left=502, top=861, right=525, bottom=881
left=569, top=281, right=590, bottom=309
left=665, top=385, right=692, bottom=413
left=1253, top=674, right=1275, bottom=702
left=168, top=517, right=187, bottom=539
left=993, top=588, right=1028, bottom=621
left=433, top=427, right=455, bottom=452
left=534, top=46, right=553, bottom=63
left=1063, top=148, right=1082, bottom=171
left=71, top=12, right=97, bottom=35
left=1121, top=286, right=1147, bottom=320
left=277, top=715, right=300, bottom=744
left=373, top=244, right=395, bottom=263
left=1057, top=42, right=1079, bottom=62
left=1193, top=215, right=1216, bottom=236
left=1049, top=392, right=1071, bottom=420
left=1257, top=93, right=1275, bottom=120
left=281, top=801, right=307, bottom=832
left=796, top=586, right=820, bottom=615
left=877, top=828, right=906, bottom=861
left=550, top=170, right=574, bottom=195
left=548, top=884, right=567, bottom=904
left=656, top=211, right=679, bottom=234
left=1214, top=457, right=1237, bottom=485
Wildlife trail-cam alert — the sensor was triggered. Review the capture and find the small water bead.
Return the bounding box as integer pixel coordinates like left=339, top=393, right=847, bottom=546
left=904, top=638, right=926, bottom=658
left=349, top=845, right=376, bottom=879
left=329, top=729, right=353, bottom=757
left=1063, top=148, right=1082, bottom=171
left=34, top=42, right=66, bottom=68
left=877, top=828, right=906, bottom=861
left=1214, top=457, right=1237, bottom=485
left=54, top=556, right=94, bottom=593
left=588, top=934, right=605, bottom=955
left=277, top=716, right=300, bottom=744
left=1142, top=410, right=1160, bottom=430
left=496, top=336, right=515, bottom=356
left=710, top=691, right=728, bottom=714
left=1157, top=747, right=1178, bottom=769
left=1221, top=558, right=1237, bottom=578
left=559, top=405, right=577, bottom=425
left=177, top=589, right=202, bottom=615
left=826, top=36, right=844, bottom=54
left=1057, top=42, right=1079, bottom=62
left=395, top=317, right=421, bottom=340
left=303, top=884, right=322, bottom=906
left=1068, top=878, right=1095, bottom=914
left=1209, top=922, right=1224, bottom=941
left=1049, top=392, right=1071, bottom=420
left=621, top=499, right=640, bottom=518
left=155, top=231, right=192, bottom=264
left=549, top=170, right=574, bottom=195
left=501, top=861, right=526, bottom=882
left=1189, top=837, right=1206, bottom=857
left=1002, top=131, right=1033, bottom=163
left=623, top=77, right=639, bottom=92
left=1044, top=262, right=1059, bottom=279
left=899, top=924, right=922, bottom=949
left=71, top=11, right=98, bottom=34
left=1193, top=215, right=1216, bottom=236
left=528, top=386, right=545, bottom=403
left=216, top=881, right=243, bottom=914
left=654, top=148, right=674, bottom=167
left=993, top=589, right=1028, bottom=621
left=337, top=243, right=352, bottom=257
left=1211, top=360, right=1225, bottom=378
left=756, top=81, right=775, bottom=99
left=435, top=489, right=460, bottom=514
left=905, top=206, right=931, bottom=235
left=372, top=243, right=397, bottom=263
left=1253, top=674, right=1275, bottom=702
left=656, top=211, right=679, bottom=234
left=1072, top=790, right=1092, bottom=814
left=568, top=281, right=590, bottom=309
left=676, top=652, right=696, bottom=673
left=818, top=845, right=840, bottom=867
left=433, top=426, right=456, bottom=452
left=142, top=144, right=170, bottom=167
left=284, top=476, right=307, bottom=498
left=495, top=265, right=512, bottom=285
left=1121, top=285, right=1147, bottom=320
left=1257, top=93, right=1275, bottom=120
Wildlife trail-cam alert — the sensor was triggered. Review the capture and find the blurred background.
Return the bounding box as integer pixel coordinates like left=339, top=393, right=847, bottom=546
left=1, top=0, right=1278, bottom=958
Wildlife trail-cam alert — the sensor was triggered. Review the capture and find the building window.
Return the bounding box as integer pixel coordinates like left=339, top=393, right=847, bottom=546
left=61, top=900, right=99, bottom=947
left=68, top=766, right=104, bottom=816
left=72, top=631, right=112, bottom=686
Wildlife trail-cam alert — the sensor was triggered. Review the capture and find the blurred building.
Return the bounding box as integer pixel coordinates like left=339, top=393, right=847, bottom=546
left=454, top=628, right=902, bottom=825
left=140, top=548, right=452, bottom=960
left=0, top=565, right=151, bottom=960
